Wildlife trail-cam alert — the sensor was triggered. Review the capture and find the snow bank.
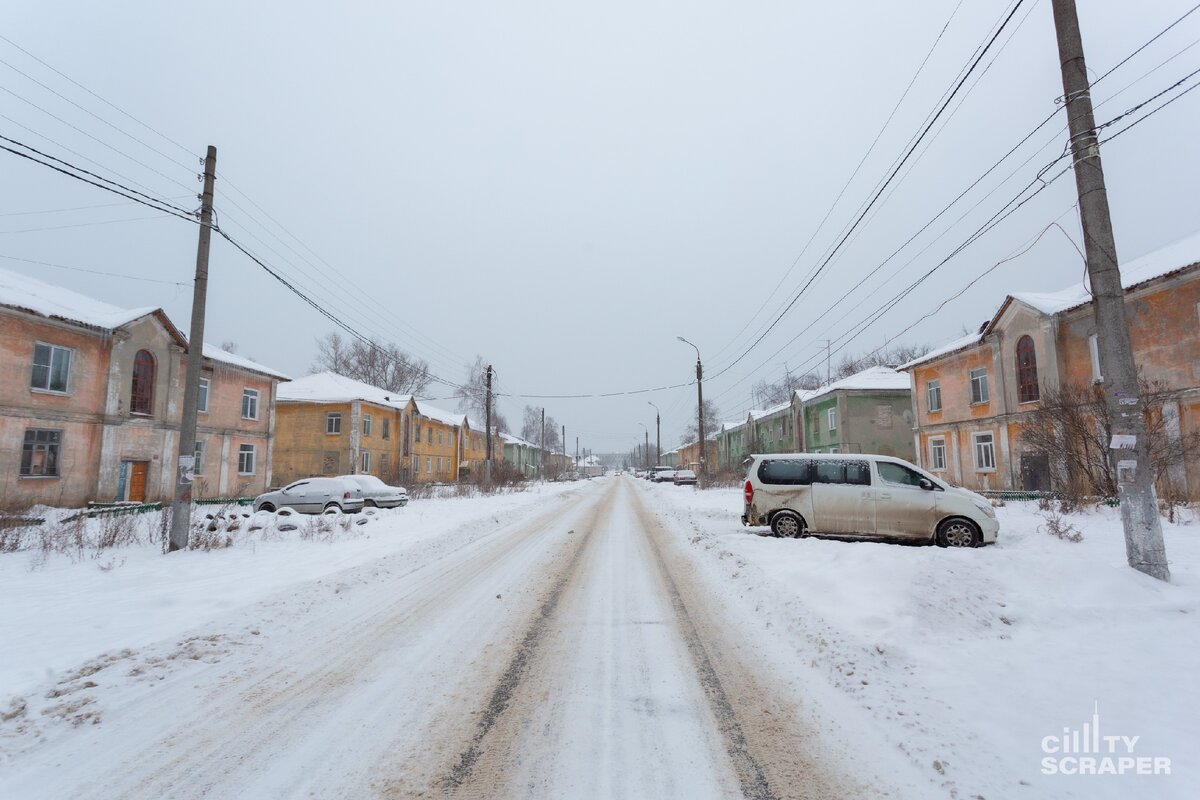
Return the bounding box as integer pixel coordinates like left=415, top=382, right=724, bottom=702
left=643, top=483, right=1200, bottom=799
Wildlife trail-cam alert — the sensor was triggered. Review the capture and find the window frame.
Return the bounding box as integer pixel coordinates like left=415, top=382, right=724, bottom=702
left=194, top=439, right=205, bottom=474
left=1015, top=335, right=1039, bottom=403
left=197, top=377, right=210, bottom=413
left=926, top=379, right=941, bottom=413
left=130, top=349, right=156, bottom=415
left=827, top=407, right=837, bottom=431
left=20, top=428, right=62, bottom=477
left=361, top=450, right=370, bottom=472
left=326, top=412, right=342, bottom=435
left=929, top=437, right=947, bottom=471
left=237, top=443, right=257, bottom=475
left=362, top=414, right=373, bottom=437
left=1088, top=334, right=1103, bottom=383
left=969, top=367, right=990, bottom=405
left=241, top=388, right=260, bottom=421
left=972, top=432, right=996, bottom=472
left=382, top=418, right=390, bottom=440
left=31, top=342, right=73, bottom=394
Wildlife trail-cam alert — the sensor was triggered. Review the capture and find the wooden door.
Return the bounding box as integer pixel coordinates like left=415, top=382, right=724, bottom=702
left=128, top=462, right=149, bottom=502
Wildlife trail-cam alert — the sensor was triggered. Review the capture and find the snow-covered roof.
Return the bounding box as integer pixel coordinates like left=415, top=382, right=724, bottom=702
left=576, top=455, right=602, bottom=467
left=750, top=400, right=792, bottom=420
left=0, top=265, right=159, bottom=331
left=415, top=401, right=466, bottom=427
left=1010, top=230, right=1200, bottom=315
left=901, top=332, right=985, bottom=369
left=500, top=432, right=537, bottom=447
left=202, top=343, right=290, bottom=381
left=718, top=419, right=748, bottom=433
left=805, top=366, right=911, bottom=403
left=793, top=389, right=819, bottom=403
left=277, top=372, right=411, bottom=409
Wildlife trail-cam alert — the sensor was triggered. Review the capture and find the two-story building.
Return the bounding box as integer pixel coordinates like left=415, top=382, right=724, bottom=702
left=800, top=366, right=914, bottom=459
left=0, top=266, right=288, bottom=507
left=904, top=232, right=1200, bottom=497
left=411, top=403, right=466, bottom=482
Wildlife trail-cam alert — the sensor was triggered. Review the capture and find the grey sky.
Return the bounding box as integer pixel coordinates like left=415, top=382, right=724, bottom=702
left=4, top=0, right=1199, bottom=453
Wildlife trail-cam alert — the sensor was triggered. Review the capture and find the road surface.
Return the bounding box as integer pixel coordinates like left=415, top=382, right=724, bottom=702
left=2, top=478, right=874, bottom=799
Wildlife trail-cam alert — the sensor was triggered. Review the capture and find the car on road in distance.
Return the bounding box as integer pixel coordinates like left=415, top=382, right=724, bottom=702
left=741, top=453, right=998, bottom=547
left=253, top=477, right=365, bottom=514
left=340, top=474, right=408, bottom=508
left=672, top=469, right=697, bottom=486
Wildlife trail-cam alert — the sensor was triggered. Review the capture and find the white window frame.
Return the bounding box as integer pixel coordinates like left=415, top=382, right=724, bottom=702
left=237, top=443, right=256, bottom=475
left=20, top=427, right=63, bottom=477
left=197, top=377, right=209, bottom=413
left=438, top=430, right=444, bottom=446
left=194, top=439, right=205, bottom=474
left=929, top=437, right=946, bottom=471
left=382, top=418, right=390, bottom=439
left=326, top=412, right=342, bottom=435
left=362, top=414, right=372, bottom=437
left=361, top=451, right=370, bottom=472
left=970, top=368, right=990, bottom=405
left=241, top=388, right=260, bottom=420
left=926, top=379, right=941, bottom=412
left=426, top=456, right=432, bottom=473
left=1088, top=334, right=1103, bottom=383
left=31, top=342, right=73, bottom=394
left=827, top=408, right=837, bottom=431
left=972, top=432, right=996, bottom=472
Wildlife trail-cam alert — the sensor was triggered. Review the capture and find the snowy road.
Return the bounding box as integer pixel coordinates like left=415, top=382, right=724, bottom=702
left=1, top=477, right=874, bottom=799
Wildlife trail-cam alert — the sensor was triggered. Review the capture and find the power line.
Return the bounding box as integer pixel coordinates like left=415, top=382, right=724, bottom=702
left=0, top=253, right=189, bottom=286
left=0, top=214, right=171, bottom=234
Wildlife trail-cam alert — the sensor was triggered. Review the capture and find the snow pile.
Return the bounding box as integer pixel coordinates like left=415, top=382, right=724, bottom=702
left=643, top=483, right=1199, bottom=799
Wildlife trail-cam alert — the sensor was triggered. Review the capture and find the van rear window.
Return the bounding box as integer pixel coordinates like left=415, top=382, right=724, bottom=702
left=758, top=459, right=811, bottom=485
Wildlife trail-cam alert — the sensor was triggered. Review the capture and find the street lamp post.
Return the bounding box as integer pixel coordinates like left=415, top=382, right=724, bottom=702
left=647, top=401, right=661, bottom=467
left=638, top=422, right=650, bottom=470
left=677, top=336, right=706, bottom=488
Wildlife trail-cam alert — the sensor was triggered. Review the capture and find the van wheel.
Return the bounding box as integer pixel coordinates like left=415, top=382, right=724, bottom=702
left=770, top=511, right=806, bottom=539
left=936, top=518, right=981, bottom=548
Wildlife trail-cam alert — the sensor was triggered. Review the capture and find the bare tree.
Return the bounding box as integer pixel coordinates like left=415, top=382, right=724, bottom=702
left=680, top=399, right=721, bottom=445
left=520, top=406, right=542, bottom=443
left=751, top=371, right=821, bottom=407
left=454, top=356, right=509, bottom=432
left=542, top=415, right=562, bottom=452
left=832, top=343, right=931, bottom=382
left=312, top=332, right=432, bottom=395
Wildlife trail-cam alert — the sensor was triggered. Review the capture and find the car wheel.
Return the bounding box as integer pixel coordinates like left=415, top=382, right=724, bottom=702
left=365, top=499, right=377, bottom=508
left=323, top=503, right=342, bottom=514
left=936, top=517, right=981, bottom=548
left=770, top=511, right=806, bottom=539
left=258, top=502, right=275, bottom=513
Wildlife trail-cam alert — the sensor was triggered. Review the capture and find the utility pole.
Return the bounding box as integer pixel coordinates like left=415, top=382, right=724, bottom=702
left=1052, top=0, right=1168, bottom=581
left=677, top=336, right=707, bottom=488
left=820, top=339, right=831, bottom=386
left=539, top=407, right=545, bottom=479
left=168, top=146, right=217, bottom=553
left=648, top=401, right=661, bottom=466
left=484, top=364, right=493, bottom=484
left=562, top=424, right=566, bottom=475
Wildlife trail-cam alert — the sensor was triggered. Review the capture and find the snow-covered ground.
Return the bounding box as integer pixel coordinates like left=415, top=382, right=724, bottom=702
left=0, top=482, right=580, bottom=698
left=639, top=481, right=1200, bottom=800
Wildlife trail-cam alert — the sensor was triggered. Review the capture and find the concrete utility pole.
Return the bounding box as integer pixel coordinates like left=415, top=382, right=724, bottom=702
left=169, top=145, right=217, bottom=553
left=561, top=424, right=566, bottom=474
left=539, top=407, right=545, bottom=479
left=1052, top=0, right=1168, bottom=581
left=678, top=337, right=706, bottom=488
left=484, top=364, right=493, bottom=483
left=648, top=401, right=661, bottom=466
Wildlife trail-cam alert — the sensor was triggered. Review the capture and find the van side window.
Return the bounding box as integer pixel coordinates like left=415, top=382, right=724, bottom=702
left=844, top=461, right=871, bottom=485
left=878, top=461, right=926, bottom=487
left=812, top=462, right=844, bottom=484
left=758, top=459, right=811, bottom=485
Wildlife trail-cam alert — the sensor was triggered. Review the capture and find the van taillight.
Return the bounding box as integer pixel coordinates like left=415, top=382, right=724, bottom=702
left=744, top=480, right=753, bottom=505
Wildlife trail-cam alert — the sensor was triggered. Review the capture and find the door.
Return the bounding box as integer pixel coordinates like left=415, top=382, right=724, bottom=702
left=810, top=460, right=876, bottom=536
left=127, top=461, right=149, bottom=503
left=874, top=461, right=937, bottom=540
left=1021, top=454, right=1051, bottom=492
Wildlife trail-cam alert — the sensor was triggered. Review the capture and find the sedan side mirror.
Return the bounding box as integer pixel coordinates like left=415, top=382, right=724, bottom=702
left=919, top=478, right=934, bottom=491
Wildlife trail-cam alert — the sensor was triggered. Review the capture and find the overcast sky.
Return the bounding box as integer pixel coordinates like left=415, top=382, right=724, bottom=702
left=4, top=0, right=1199, bottom=454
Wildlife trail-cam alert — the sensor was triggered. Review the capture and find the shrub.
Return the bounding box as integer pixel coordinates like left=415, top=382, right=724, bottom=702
left=1039, top=509, right=1083, bottom=542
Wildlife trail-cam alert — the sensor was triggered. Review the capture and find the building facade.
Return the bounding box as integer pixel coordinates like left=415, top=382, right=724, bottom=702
left=800, top=367, right=914, bottom=460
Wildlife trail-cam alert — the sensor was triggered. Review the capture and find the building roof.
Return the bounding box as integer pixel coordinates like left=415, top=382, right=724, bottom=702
left=414, top=401, right=466, bottom=427
left=0, top=265, right=288, bottom=380
left=718, top=419, right=747, bottom=433
left=901, top=332, right=985, bottom=369
left=805, top=366, right=911, bottom=403
left=500, top=432, right=537, bottom=447
left=749, top=400, right=792, bottom=420
left=277, top=372, right=411, bottom=409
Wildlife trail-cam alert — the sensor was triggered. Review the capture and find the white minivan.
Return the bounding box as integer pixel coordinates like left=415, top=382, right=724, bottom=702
left=741, top=453, right=998, bottom=547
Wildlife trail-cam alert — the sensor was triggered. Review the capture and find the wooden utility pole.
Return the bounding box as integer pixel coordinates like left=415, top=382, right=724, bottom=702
left=539, top=407, right=545, bottom=479
left=1051, top=0, right=1168, bottom=580
left=484, top=364, right=493, bottom=483
left=168, top=146, right=217, bottom=553
left=561, top=424, right=566, bottom=475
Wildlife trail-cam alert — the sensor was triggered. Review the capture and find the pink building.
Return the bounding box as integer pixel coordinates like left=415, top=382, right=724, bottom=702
left=0, top=267, right=289, bottom=507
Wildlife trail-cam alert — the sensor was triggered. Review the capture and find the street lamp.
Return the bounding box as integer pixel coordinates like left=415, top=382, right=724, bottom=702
left=677, top=336, right=706, bottom=488
left=637, top=422, right=650, bottom=470
left=647, top=401, right=661, bottom=467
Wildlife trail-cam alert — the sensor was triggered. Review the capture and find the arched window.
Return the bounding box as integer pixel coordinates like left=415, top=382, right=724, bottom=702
left=1016, top=335, right=1039, bottom=403
left=130, top=350, right=155, bottom=415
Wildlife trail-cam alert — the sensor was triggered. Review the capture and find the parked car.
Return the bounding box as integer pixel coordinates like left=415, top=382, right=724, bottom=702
left=673, top=469, right=697, bottom=486
left=253, top=477, right=365, bottom=514
left=339, top=474, right=408, bottom=508
left=741, top=453, right=998, bottom=547
left=652, top=468, right=676, bottom=483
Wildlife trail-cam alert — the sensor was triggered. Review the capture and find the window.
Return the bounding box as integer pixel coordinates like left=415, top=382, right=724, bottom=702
left=1016, top=335, right=1039, bottom=403
left=929, top=437, right=947, bottom=471
left=241, top=388, right=260, bottom=420
left=31, top=343, right=72, bottom=393
left=426, top=427, right=432, bottom=443
left=382, top=419, right=390, bottom=439
left=361, top=451, right=371, bottom=472
left=969, top=367, right=990, bottom=404
left=758, top=459, right=811, bottom=485
left=811, top=460, right=870, bottom=485
left=363, top=414, right=373, bottom=437
left=130, top=350, right=155, bottom=415
left=438, top=430, right=444, bottom=446
left=926, top=380, right=941, bottom=412
left=326, top=412, right=342, bottom=434
left=414, top=423, right=422, bottom=443
left=827, top=408, right=837, bottom=431
left=878, top=461, right=927, bottom=488
left=20, top=428, right=61, bottom=476
left=197, top=378, right=209, bottom=413
left=426, top=456, right=432, bottom=473
left=973, top=433, right=996, bottom=471
left=194, top=439, right=205, bottom=474
left=238, top=443, right=256, bottom=475
left=1089, top=334, right=1103, bottom=383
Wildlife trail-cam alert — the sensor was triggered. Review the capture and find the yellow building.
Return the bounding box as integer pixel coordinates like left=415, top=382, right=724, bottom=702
left=410, top=402, right=465, bottom=482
